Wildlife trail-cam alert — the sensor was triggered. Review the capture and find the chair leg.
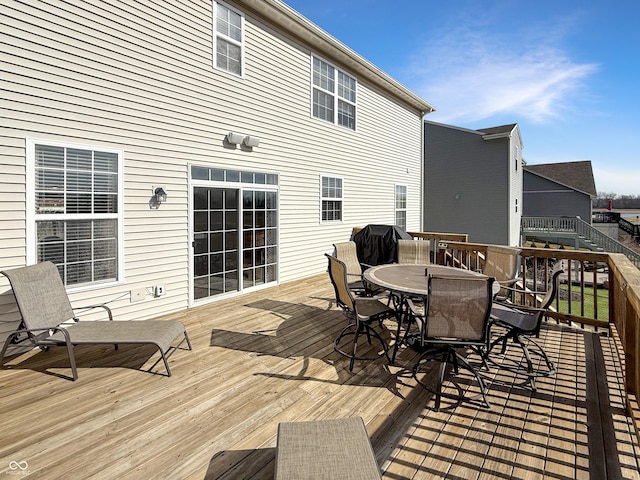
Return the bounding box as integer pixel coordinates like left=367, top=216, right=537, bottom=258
left=413, top=347, right=490, bottom=410
left=0, top=332, right=19, bottom=368
left=334, top=321, right=388, bottom=372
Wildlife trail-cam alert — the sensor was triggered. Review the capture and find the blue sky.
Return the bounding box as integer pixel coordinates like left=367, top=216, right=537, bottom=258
left=284, top=0, right=639, bottom=195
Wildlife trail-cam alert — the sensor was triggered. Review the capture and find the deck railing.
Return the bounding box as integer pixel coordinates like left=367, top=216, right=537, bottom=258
left=522, top=216, right=640, bottom=267
left=435, top=239, right=640, bottom=440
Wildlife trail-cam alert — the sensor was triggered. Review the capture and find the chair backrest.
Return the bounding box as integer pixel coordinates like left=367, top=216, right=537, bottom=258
left=538, top=261, right=565, bottom=310
left=397, top=239, right=431, bottom=265
left=333, top=241, right=363, bottom=277
left=417, top=275, right=494, bottom=345
left=325, top=254, right=355, bottom=314
left=483, top=245, right=521, bottom=282
left=1, top=261, right=75, bottom=330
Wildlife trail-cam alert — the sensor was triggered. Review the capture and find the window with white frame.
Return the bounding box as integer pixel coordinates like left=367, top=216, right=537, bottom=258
left=395, top=184, right=407, bottom=230
left=28, top=140, right=122, bottom=287
left=312, top=56, right=356, bottom=130
left=214, top=1, right=243, bottom=76
left=321, top=176, right=343, bottom=222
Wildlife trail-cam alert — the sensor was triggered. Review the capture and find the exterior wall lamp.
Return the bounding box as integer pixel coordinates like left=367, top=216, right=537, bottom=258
left=227, top=132, right=244, bottom=144
left=150, top=186, right=167, bottom=209
left=226, top=132, right=260, bottom=148
left=243, top=135, right=260, bottom=147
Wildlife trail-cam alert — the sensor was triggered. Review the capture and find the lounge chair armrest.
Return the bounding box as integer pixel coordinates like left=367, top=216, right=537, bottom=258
left=72, top=303, right=113, bottom=321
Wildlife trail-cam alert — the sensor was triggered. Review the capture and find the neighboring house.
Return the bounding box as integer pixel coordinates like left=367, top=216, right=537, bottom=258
left=423, top=121, right=523, bottom=246
left=523, top=161, right=597, bottom=221
left=0, top=1, right=435, bottom=338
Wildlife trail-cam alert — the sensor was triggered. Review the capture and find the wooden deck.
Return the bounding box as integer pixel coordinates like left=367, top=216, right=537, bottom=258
left=1, top=273, right=639, bottom=479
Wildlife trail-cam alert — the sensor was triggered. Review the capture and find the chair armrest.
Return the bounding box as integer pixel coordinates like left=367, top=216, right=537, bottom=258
left=71, top=303, right=113, bottom=321
left=405, top=298, right=425, bottom=318
left=354, top=293, right=390, bottom=303
left=492, top=301, right=546, bottom=315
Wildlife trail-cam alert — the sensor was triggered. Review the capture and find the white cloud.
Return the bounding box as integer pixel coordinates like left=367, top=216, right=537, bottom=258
left=407, top=17, right=598, bottom=124
left=592, top=165, right=640, bottom=196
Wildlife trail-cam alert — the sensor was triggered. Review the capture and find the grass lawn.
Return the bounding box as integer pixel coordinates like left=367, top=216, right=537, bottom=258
left=557, top=284, right=609, bottom=321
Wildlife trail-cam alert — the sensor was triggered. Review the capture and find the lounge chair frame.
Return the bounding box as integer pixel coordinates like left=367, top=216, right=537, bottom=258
left=1, top=262, right=191, bottom=380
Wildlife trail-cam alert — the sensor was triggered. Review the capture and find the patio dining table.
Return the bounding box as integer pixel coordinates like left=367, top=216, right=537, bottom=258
left=363, top=264, right=490, bottom=362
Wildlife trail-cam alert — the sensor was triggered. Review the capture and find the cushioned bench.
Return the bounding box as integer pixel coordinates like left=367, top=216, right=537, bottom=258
left=275, top=417, right=381, bottom=480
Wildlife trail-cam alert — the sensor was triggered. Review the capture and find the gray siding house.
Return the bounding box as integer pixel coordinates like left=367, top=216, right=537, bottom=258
left=523, top=161, right=597, bottom=222
left=0, top=0, right=434, bottom=341
left=423, top=121, right=523, bottom=246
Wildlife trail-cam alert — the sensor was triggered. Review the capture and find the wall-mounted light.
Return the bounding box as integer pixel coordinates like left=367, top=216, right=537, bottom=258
left=227, top=132, right=244, bottom=144
left=243, top=135, right=260, bottom=148
left=150, top=186, right=167, bottom=209
left=154, top=187, right=167, bottom=203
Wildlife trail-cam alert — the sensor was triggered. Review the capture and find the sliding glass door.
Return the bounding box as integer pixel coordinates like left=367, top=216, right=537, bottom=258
left=191, top=166, right=278, bottom=302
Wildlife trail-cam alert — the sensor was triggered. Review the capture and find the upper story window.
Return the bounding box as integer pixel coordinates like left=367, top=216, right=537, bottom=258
left=27, top=139, right=123, bottom=287
left=312, top=56, right=356, bottom=130
left=395, top=185, right=407, bottom=230
left=214, top=2, right=244, bottom=76
left=321, top=175, right=343, bottom=222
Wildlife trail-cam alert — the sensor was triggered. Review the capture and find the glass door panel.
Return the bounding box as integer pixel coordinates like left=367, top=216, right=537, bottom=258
left=193, top=187, right=239, bottom=300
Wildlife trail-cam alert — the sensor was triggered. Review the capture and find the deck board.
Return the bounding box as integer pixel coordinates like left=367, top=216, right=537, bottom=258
left=0, top=273, right=639, bottom=479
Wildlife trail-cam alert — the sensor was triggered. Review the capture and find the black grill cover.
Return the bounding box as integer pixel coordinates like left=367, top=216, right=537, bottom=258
left=351, top=225, right=412, bottom=266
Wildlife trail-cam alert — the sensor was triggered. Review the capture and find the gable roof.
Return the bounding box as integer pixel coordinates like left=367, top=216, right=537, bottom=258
left=477, top=124, right=518, bottom=136
left=524, top=161, right=597, bottom=197
left=239, top=0, right=436, bottom=115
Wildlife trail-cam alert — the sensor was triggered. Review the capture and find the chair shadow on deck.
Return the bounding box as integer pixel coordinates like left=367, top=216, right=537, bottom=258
left=209, top=296, right=415, bottom=394
left=204, top=447, right=276, bottom=480
left=0, top=343, right=173, bottom=380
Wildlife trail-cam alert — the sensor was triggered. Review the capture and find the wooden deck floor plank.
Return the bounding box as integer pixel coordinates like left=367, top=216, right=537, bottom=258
left=1, top=273, right=638, bottom=479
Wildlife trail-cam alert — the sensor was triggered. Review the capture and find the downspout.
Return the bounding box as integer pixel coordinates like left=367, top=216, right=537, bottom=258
left=420, top=111, right=425, bottom=232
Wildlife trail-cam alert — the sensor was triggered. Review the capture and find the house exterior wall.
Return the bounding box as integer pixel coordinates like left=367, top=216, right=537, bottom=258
left=523, top=172, right=593, bottom=221
left=0, top=0, right=427, bottom=336
left=423, top=122, right=521, bottom=246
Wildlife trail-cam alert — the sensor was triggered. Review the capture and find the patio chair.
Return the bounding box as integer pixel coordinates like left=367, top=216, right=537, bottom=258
left=333, top=241, right=372, bottom=295
left=482, top=245, right=521, bottom=301
left=397, top=239, right=431, bottom=265
left=325, top=254, right=393, bottom=371
left=0, top=261, right=191, bottom=380
left=409, top=275, right=495, bottom=411
left=488, top=261, right=564, bottom=390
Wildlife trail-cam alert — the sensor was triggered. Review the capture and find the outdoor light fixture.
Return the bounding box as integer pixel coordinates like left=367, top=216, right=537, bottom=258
left=227, top=132, right=244, bottom=144
left=150, top=186, right=167, bottom=209
left=154, top=187, right=167, bottom=203
left=243, top=135, right=260, bottom=147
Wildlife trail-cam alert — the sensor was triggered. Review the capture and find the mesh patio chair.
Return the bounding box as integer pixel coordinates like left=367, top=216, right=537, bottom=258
left=0, top=261, right=191, bottom=380
left=397, top=239, right=431, bottom=265
left=482, top=245, right=521, bottom=301
left=409, top=275, right=495, bottom=411
left=488, top=261, right=564, bottom=390
left=325, top=254, right=394, bottom=371
left=333, top=241, right=371, bottom=295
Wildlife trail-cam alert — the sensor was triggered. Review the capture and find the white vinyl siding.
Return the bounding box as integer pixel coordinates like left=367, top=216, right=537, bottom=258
left=0, top=0, right=426, bottom=333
